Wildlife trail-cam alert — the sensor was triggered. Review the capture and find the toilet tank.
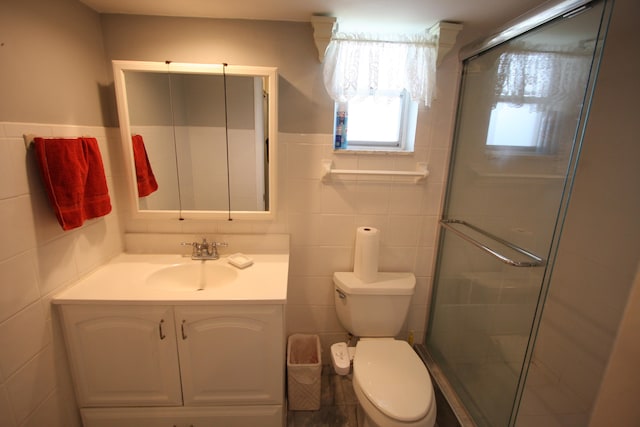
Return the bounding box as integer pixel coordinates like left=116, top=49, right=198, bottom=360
left=333, top=272, right=415, bottom=337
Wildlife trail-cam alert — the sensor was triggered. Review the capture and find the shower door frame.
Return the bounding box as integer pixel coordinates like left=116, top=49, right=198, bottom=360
left=417, top=0, right=614, bottom=425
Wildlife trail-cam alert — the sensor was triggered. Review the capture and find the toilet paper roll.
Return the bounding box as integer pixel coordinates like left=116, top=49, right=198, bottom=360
left=353, top=227, right=380, bottom=283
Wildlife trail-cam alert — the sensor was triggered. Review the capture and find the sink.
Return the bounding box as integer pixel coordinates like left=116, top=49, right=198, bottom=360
left=146, top=262, right=238, bottom=291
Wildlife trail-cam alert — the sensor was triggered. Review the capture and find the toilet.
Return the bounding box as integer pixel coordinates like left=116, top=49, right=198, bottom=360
left=332, top=271, right=436, bottom=427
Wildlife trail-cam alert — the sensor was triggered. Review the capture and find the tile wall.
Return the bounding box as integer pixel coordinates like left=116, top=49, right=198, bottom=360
left=281, top=130, right=451, bottom=354
left=0, top=122, right=123, bottom=427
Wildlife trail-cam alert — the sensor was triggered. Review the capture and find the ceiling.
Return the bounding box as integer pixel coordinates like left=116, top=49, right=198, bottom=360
left=78, top=0, right=552, bottom=38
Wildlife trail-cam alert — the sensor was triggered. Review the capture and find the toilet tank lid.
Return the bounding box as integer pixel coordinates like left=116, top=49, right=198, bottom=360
left=333, top=272, right=415, bottom=295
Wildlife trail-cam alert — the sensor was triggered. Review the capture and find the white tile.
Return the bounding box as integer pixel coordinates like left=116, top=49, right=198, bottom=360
left=419, top=181, right=444, bottom=216
left=413, top=276, right=432, bottom=304
left=29, top=188, right=67, bottom=243
left=287, top=276, right=335, bottom=306
left=320, top=180, right=358, bottom=214
left=0, top=385, right=17, bottom=427
left=20, top=389, right=81, bottom=427
left=289, top=246, right=353, bottom=277
left=385, top=215, right=421, bottom=247
left=317, top=214, right=356, bottom=246
left=2, top=123, right=53, bottom=139
left=0, top=302, right=51, bottom=379
left=418, top=215, right=439, bottom=248
left=73, top=218, right=120, bottom=276
left=406, top=305, right=427, bottom=333
left=34, top=234, right=78, bottom=297
left=47, top=125, right=83, bottom=138
left=287, top=213, right=323, bottom=247
left=388, top=183, right=425, bottom=215
left=0, top=252, right=40, bottom=323
left=425, top=148, right=450, bottom=184
left=288, top=179, right=323, bottom=213
left=5, top=345, right=57, bottom=424
left=0, top=137, right=30, bottom=199
left=354, top=182, right=390, bottom=214
left=287, top=142, right=325, bottom=179
left=378, top=246, right=417, bottom=272
left=286, top=305, right=344, bottom=335
left=0, top=196, right=37, bottom=261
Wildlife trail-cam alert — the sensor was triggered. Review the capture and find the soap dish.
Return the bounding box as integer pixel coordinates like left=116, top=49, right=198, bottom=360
left=227, top=253, right=253, bottom=269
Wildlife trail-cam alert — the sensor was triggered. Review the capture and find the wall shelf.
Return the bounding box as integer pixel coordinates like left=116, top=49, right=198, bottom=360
left=321, top=159, right=428, bottom=183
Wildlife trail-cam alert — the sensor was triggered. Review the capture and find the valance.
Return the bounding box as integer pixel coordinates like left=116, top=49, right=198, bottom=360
left=494, top=48, right=592, bottom=107
left=323, top=32, right=438, bottom=106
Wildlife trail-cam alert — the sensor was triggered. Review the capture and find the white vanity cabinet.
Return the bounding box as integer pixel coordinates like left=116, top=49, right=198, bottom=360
left=59, top=305, right=183, bottom=407
left=176, top=305, right=284, bottom=406
left=58, top=303, right=285, bottom=427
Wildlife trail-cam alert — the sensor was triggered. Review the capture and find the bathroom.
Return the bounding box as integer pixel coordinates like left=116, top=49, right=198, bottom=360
left=0, top=0, right=638, bottom=425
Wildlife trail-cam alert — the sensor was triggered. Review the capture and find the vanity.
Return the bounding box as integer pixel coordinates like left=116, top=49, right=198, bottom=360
left=52, top=236, right=289, bottom=427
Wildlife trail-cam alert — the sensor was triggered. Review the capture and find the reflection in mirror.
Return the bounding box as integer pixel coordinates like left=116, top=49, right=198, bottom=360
left=113, top=61, right=277, bottom=221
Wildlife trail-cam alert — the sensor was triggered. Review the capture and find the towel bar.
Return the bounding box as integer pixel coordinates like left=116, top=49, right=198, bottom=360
left=321, top=159, right=428, bottom=183
left=440, top=219, right=545, bottom=267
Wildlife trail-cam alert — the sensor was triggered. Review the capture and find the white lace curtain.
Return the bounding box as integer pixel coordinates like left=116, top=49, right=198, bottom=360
left=494, top=48, right=592, bottom=108
left=322, top=32, right=438, bottom=106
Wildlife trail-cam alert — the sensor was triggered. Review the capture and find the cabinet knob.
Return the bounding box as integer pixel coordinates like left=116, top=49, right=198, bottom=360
left=181, top=319, right=188, bottom=340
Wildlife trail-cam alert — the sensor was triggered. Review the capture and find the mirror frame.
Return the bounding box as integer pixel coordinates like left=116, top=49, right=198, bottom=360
left=113, top=60, right=278, bottom=221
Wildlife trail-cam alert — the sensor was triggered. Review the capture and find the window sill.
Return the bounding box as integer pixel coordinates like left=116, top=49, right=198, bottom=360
left=333, top=148, right=414, bottom=155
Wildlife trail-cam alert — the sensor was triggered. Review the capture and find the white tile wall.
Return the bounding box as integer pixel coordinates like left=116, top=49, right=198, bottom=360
left=0, top=122, right=124, bottom=426
left=0, top=55, right=457, bottom=426
left=281, top=130, right=448, bottom=355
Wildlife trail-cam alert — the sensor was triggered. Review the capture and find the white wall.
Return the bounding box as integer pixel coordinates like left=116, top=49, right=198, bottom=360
left=2, top=0, right=636, bottom=426
left=0, top=1, right=125, bottom=425
left=0, top=122, right=123, bottom=427
left=100, top=12, right=461, bottom=352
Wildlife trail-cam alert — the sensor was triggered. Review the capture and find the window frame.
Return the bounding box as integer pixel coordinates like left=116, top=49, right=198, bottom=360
left=333, top=89, right=418, bottom=153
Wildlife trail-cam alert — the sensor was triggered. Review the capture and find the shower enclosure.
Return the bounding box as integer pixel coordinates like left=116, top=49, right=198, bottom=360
left=419, top=0, right=612, bottom=425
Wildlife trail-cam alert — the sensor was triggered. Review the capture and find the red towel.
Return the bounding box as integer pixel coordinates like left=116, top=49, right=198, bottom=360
left=34, top=137, right=112, bottom=231
left=131, top=134, right=158, bottom=197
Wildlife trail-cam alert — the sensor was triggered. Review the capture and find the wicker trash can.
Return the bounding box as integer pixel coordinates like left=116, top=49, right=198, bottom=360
left=287, top=334, right=322, bottom=410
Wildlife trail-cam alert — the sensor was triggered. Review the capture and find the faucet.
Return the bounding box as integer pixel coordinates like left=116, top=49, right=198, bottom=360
left=181, top=238, right=228, bottom=260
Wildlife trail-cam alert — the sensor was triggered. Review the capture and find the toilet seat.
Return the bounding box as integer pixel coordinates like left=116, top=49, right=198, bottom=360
left=353, top=339, right=434, bottom=422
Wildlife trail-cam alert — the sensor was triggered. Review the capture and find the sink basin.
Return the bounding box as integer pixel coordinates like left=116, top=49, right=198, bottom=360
left=146, top=262, right=238, bottom=291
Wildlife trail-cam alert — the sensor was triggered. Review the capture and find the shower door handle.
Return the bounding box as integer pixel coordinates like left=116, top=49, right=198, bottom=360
left=440, top=219, right=545, bottom=267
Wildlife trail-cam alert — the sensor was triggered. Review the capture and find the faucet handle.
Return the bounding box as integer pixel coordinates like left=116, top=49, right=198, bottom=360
left=180, top=241, right=198, bottom=257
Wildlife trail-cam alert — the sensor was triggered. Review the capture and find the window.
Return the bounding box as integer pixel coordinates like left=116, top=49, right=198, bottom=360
left=322, top=32, right=437, bottom=152
left=486, top=98, right=560, bottom=154
left=486, top=101, right=543, bottom=148
left=333, top=89, right=418, bottom=152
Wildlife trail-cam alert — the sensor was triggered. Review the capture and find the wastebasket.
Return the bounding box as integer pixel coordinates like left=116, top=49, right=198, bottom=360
left=287, top=334, right=322, bottom=410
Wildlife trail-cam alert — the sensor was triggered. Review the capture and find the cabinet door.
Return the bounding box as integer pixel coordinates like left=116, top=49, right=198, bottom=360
left=59, top=305, right=182, bottom=407
left=175, top=305, right=284, bottom=405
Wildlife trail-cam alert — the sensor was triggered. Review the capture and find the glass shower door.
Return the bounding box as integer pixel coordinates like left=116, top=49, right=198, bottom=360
left=425, top=2, right=609, bottom=426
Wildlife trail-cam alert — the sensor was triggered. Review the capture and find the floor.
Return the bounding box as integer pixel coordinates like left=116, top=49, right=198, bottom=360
left=287, top=368, right=360, bottom=427
left=287, top=368, right=442, bottom=427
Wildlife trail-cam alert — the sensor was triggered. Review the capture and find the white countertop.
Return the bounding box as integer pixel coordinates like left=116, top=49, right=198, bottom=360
left=52, top=252, right=289, bottom=305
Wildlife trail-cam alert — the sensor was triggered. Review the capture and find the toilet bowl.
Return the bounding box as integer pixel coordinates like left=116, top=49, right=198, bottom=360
left=352, top=339, right=436, bottom=427
left=332, top=272, right=436, bottom=427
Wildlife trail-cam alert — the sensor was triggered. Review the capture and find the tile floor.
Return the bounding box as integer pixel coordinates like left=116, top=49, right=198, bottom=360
left=287, top=368, right=359, bottom=427
left=287, top=367, right=442, bottom=427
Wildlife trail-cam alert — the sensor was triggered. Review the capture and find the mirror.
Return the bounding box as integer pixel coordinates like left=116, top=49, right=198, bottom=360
left=113, top=60, right=278, bottom=220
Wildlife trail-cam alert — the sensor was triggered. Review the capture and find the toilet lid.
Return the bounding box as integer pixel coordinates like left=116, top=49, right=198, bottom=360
left=354, top=339, right=433, bottom=422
